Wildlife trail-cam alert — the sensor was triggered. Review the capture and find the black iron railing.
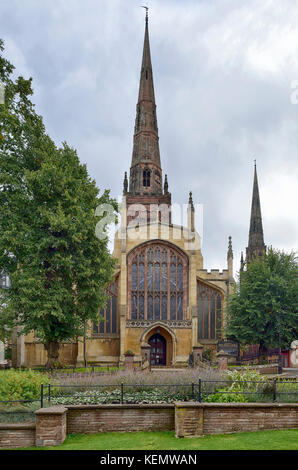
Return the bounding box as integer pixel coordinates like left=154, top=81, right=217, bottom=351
left=40, top=379, right=298, bottom=407
left=1, top=379, right=297, bottom=414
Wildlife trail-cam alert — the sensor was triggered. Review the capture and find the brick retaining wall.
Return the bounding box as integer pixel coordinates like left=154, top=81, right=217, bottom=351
left=1, top=402, right=297, bottom=448
left=66, top=404, right=175, bottom=434
left=0, top=422, right=36, bottom=449
left=175, top=402, right=298, bottom=437
left=35, top=406, right=67, bottom=447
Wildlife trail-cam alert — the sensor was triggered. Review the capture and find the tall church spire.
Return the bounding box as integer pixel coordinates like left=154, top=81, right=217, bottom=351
left=125, top=12, right=171, bottom=226
left=246, top=162, right=266, bottom=262
left=129, top=12, right=162, bottom=195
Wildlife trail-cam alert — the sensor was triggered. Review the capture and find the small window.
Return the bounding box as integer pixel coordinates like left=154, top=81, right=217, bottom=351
left=145, top=70, right=148, bottom=79
left=143, top=169, right=151, bottom=187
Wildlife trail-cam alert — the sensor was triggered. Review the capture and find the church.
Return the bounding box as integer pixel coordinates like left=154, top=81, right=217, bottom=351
left=11, top=14, right=266, bottom=368
left=77, top=14, right=236, bottom=367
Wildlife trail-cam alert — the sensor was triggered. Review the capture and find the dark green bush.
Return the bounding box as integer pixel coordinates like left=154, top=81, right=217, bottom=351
left=0, top=369, right=50, bottom=402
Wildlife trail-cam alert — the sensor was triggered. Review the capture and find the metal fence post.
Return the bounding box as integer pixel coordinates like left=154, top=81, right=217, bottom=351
left=198, top=379, right=202, bottom=402
left=273, top=378, right=277, bottom=402
left=191, top=383, right=195, bottom=400
left=48, top=384, right=51, bottom=404
left=121, top=382, right=124, bottom=404
left=41, top=384, right=44, bottom=408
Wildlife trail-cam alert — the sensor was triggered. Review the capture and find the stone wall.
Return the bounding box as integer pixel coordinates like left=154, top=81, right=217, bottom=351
left=0, top=423, right=35, bottom=449
left=175, top=402, right=298, bottom=437
left=67, top=404, right=175, bottom=435
left=1, top=402, right=297, bottom=448
left=35, top=406, right=67, bottom=447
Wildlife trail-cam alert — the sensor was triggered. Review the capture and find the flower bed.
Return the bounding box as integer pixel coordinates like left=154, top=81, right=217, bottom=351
left=51, top=388, right=195, bottom=405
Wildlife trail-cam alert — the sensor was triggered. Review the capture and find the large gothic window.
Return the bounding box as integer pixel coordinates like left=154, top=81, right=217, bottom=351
left=93, top=278, right=118, bottom=335
left=197, top=281, right=222, bottom=340
left=128, top=242, right=188, bottom=321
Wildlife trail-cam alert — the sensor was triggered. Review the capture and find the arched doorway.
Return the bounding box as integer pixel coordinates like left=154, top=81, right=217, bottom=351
left=148, top=333, right=166, bottom=366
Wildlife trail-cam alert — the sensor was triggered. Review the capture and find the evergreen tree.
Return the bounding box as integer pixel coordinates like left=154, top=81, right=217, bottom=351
left=0, top=40, right=117, bottom=367
left=226, top=248, right=298, bottom=358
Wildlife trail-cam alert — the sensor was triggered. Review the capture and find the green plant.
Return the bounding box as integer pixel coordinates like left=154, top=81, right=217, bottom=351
left=227, top=249, right=298, bottom=357
left=0, top=369, right=50, bottom=402
left=202, top=349, right=213, bottom=362
left=226, top=368, right=269, bottom=391
left=4, top=345, right=12, bottom=360
left=204, top=389, right=248, bottom=403
left=50, top=387, right=195, bottom=405
left=124, top=350, right=135, bottom=357
left=204, top=368, right=270, bottom=403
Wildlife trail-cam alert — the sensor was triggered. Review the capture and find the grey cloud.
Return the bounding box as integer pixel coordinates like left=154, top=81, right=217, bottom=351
left=1, top=0, right=297, bottom=276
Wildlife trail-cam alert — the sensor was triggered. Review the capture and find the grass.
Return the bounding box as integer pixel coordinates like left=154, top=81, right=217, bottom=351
left=17, top=429, right=298, bottom=451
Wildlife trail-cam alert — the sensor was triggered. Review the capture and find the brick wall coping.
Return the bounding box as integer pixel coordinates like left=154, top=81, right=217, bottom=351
left=0, top=422, right=35, bottom=430
left=66, top=403, right=174, bottom=410
left=175, top=402, right=298, bottom=409
left=35, top=406, right=67, bottom=415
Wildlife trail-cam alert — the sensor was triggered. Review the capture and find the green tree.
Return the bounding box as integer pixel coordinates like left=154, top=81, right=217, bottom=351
left=226, top=248, right=298, bottom=359
left=0, top=40, right=118, bottom=367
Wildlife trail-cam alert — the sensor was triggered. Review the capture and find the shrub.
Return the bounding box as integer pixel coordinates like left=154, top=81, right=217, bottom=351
left=52, top=367, right=227, bottom=394
left=202, top=349, right=213, bottom=362
left=204, top=388, right=249, bottom=403
left=124, top=350, right=135, bottom=357
left=0, top=369, right=50, bottom=402
left=203, top=368, right=270, bottom=403
left=226, top=368, right=269, bottom=393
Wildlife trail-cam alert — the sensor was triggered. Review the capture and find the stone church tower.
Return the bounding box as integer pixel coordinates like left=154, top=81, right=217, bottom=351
left=124, top=13, right=171, bottom=226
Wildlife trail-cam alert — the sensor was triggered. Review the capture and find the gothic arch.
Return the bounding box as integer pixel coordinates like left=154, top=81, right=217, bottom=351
left=127, top=240, right=189, bottom=322
left=140, top=322, right=177, bottom=344
left=141, top=322, right=177, bottom=366
left=196, top=278, right=223, bottom=341
left=93, top=275, right=119, bottom=336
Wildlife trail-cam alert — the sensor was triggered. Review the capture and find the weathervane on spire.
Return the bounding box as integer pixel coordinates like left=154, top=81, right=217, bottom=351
left=141, top=5, right=149, bottom=23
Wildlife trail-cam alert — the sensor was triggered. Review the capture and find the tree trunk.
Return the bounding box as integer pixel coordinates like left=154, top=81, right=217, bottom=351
left=44, top=341, right=60, bottom=369
left=259, top=341, right=268, bottom=363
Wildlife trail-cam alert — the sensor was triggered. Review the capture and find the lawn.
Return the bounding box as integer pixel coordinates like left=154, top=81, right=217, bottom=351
left=18, top=429, right=298, bottom=451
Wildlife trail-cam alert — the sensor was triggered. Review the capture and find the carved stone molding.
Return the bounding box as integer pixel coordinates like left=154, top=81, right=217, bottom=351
left=126, top=319, right=192, bottom=329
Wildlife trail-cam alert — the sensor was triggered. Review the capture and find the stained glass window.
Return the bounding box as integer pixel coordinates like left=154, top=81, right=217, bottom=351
left=93, top=278, right=118, bottom=335
left=197, top=281, right=222, bottom=340
left=128, top=242, right=188, bottom=321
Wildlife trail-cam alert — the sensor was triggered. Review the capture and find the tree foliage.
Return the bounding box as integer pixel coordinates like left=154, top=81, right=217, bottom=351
left=0, top=39, right=118, bottom=366
left=226, top=248, right=298, bottom=352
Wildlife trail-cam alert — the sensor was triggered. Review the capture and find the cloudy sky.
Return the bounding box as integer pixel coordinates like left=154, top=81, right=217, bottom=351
left=1, top=0, right=298, bottom=277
